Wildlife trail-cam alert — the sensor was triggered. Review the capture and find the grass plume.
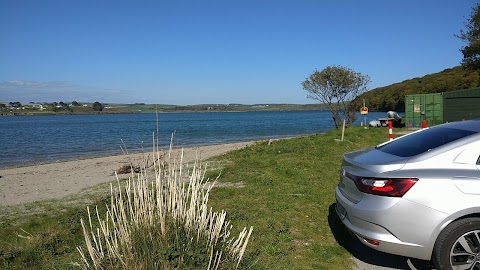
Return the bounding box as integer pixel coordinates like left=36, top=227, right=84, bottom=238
left=77, top=139, right=253, bottom=269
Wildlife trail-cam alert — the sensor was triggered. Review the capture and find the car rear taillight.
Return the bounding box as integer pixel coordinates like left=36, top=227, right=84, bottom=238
left=346, top=172, right=417, bottom=197
left=363, top=237, right=380, bottom=246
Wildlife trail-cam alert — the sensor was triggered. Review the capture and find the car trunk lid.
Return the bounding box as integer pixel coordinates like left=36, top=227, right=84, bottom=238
left=338, top=148, right=408, bottom=203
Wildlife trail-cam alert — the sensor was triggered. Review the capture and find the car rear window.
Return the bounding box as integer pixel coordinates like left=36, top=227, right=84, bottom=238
left=376, top=127, right=476, bottom=157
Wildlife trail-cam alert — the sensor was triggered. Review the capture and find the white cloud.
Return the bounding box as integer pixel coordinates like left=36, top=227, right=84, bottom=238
left=0, top=80, right=140, bottom=103
left=1, top=80, right=70, bottom=89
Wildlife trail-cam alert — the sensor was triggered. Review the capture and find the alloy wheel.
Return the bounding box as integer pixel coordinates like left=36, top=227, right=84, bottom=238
left=450, top=230, right=480, bottom=270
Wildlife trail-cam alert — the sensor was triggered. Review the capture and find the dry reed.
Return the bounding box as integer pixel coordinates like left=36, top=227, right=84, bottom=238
left=77, top=138, right=253, bottom=269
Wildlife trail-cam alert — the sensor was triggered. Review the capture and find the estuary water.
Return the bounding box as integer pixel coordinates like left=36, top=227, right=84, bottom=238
left=0, top=110, right=386, bottom=168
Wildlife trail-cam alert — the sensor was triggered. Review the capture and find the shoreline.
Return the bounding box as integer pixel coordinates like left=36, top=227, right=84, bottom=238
left=0, top=140, right=275, bottom=170
left=0, top=141, right=253, bottom=170
left=0, top=141, right=256, bottom=206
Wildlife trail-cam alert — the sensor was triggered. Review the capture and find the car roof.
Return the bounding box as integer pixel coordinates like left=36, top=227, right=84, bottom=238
left=436, top=120, right=480, bottom=132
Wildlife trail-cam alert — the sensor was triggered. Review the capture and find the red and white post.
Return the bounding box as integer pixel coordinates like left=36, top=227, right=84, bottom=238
left=421, top=119, right=427, bottom=129
left=388, top=121, right=393, bottom=141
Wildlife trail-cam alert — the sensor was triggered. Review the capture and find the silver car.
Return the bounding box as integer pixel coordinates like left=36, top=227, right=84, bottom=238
left=335, top=120, right=480, bottom=269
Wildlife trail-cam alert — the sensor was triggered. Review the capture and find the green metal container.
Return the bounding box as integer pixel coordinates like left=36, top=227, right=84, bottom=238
left=405, top=93, right=443, bottom=127
left=405, top=88, right=480, bottom=126
left=443, top=88, right=480, bottom=122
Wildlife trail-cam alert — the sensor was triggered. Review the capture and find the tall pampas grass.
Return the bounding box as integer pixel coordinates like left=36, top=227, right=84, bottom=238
left=77, top=135, right=253, bottom=269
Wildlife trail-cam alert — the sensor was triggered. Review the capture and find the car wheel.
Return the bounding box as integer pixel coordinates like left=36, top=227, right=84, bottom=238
left=433, top=218, right=480, bottom=270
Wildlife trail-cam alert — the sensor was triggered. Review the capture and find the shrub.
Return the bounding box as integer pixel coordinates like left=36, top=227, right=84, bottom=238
left=77, top=145, right=253, bottom=269
left=92, top=102, right=103, bottom=112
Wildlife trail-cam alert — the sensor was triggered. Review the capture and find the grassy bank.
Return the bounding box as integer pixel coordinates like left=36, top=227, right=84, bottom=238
left=205, top=127, right=388, bottom=269
left=0, top=127, right=390, bottom=269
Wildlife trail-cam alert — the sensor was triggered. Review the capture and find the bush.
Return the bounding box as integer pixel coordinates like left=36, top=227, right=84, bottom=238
left=77, top=145, right=253, bottom=269
left=92, top=102, right=103, bottom=112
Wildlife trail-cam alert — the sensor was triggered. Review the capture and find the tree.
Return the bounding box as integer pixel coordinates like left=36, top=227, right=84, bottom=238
left=458, top=3, right=480, bottom=69
left=92, top=102, right=103, bottom=111
left=9, top=101, right=22, bottom=108
left=301, top=65, right=370, bottom=128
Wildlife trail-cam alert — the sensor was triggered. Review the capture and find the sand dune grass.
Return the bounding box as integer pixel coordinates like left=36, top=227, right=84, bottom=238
left=77, top=144, right=253, bottom=269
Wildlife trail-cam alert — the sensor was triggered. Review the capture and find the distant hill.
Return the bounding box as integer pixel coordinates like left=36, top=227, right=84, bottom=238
left=0, top=102, right=327, bottom=116
left=355, top=66, right=480, bottom=112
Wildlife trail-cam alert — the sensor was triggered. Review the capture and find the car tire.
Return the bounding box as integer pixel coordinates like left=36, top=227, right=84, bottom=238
left=432, top=218, right=480, bottom=270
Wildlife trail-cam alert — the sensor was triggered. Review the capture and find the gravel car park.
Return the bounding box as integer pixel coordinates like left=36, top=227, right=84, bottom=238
left=335, top=120, right=480, bottom=270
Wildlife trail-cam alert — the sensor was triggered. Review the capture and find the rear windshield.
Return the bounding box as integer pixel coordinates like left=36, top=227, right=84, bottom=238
left=376, top=127, right=475, bottom=157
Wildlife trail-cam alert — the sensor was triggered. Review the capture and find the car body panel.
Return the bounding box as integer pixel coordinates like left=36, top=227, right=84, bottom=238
left=336, top=186, right=447, bottom=260
left=451, top=177, right=480, bottom=194
left=344, top=148, right=408, bottom=171
left=453, top=140, right=480, bottom=165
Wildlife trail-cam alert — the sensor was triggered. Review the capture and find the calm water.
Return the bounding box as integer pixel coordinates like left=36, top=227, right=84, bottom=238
left=0, top=110, right=386, bottom=168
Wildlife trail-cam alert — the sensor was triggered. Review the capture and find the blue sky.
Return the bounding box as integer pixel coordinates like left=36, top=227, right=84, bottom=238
left=0, top=0, right=476, bottom=105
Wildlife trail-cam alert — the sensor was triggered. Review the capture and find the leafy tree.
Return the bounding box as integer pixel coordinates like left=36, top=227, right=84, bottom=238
left=71, top=101, right=80, bottom=106
left=458, top=3, right=480, bottom=69
left=92, top=101, right=103, bottom=111
left=301, top=65, right=370, bottom=128
left=9, top=101, right=22, bottom=108
left=356, top=66, right=480, bottom=112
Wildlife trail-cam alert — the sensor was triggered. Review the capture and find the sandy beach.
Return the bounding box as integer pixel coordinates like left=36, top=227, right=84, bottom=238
left=0, top=141, right=255, bottom=206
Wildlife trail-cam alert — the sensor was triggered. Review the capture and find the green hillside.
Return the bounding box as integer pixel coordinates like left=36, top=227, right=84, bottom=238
left=356, top=66, right=480, bottom=112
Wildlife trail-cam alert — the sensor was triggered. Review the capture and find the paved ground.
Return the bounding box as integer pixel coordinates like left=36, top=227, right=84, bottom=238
left=328, top=204, right=434, bottom=270
left=351, top=237, right=433, bottom=270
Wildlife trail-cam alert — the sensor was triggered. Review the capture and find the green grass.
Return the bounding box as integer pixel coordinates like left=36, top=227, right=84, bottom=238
left=0, top=197, right=108, bottom=269
left=0, top=126, right=391, bottom=269
left=205, top=127, right=388, bottom=270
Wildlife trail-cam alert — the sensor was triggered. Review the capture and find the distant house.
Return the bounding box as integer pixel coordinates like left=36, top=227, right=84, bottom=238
left=252, top=104, right=269, bottom=108
left=27, top=103, right=46, bottom=110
